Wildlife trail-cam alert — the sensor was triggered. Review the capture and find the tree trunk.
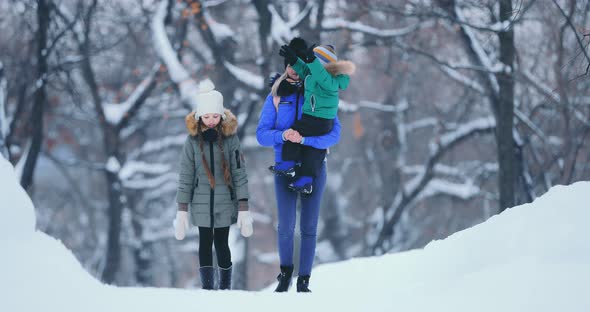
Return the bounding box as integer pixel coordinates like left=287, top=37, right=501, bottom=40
left=496, top=0, right=516, bottom=211
left=437, top=0, right=518, bottom=211
left=297, top=0, right=324, bottom=45
left=21, top=0, right=50, bottom=190
left=101, top=128, right=124, bottom=284
left=0, top=62, right=8, bottom=158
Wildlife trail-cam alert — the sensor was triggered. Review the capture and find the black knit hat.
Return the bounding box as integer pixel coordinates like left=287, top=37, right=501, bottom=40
left=284, top=37, right=308, bottom=68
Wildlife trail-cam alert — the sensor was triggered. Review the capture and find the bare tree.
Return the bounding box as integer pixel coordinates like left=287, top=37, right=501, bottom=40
left=0, top=62, right=7, bottom=158
left=51, top=0, right=162, bottom=284
left=20, top=0, right=51, bottom=190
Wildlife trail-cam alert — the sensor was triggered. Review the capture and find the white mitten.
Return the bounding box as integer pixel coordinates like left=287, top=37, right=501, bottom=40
left=173, top=211, right=190, bottom=240
left=237, top=211, right=254, bottom=237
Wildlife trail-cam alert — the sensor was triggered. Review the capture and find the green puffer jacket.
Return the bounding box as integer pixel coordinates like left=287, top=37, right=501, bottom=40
left=175, top=109, right=249, bottom=228
left=292, top=57, right=356, bottom=119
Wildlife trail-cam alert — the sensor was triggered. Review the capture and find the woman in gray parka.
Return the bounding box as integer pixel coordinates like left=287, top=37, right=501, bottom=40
left=173, top=79, right=253, bottom=290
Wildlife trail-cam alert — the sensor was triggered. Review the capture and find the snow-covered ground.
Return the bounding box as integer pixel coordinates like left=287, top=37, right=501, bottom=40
left=1, top=154, right=588, bottom=311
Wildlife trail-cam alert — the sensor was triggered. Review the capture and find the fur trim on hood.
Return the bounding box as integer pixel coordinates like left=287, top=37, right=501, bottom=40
left=185, top=108, right=238, bottom=137
left=324, top=60, right=356, bottom=76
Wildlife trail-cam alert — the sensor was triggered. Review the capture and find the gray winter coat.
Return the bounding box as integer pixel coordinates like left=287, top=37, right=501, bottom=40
left=175, top=109, right=249, bottom=228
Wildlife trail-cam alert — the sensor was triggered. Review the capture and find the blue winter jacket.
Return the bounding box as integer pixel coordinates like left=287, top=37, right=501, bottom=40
left=256, top=91, right=341, bottom=162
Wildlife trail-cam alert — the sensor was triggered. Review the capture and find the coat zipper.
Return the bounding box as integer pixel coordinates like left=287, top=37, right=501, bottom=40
left=209, top=141, right=215, bottom=228
left=295, top=90, right=300, bottom=122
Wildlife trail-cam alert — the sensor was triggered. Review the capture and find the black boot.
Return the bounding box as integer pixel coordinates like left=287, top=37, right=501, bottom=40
left=218, top=265, right=232, bottom=290
left=274, top=265, right=294, bottom=292
left=296, top=275, right=312, bottom=293
left=199, top=266, right=215, bottom=290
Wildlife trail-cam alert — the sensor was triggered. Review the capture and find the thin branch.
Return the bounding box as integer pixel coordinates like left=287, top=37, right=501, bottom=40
left=322, top=18, right=426, bottom=38
left=42, top=151, right=101, bottom=212
left=46, top=2, right=82, bottom=56
left=552, top=0, right=590, bottom=80
left=286, top=1, right=314, bottom=29
left=362, top=0, right=537, bottom=33
left=518, top=69, right=561, bottom=103
left=152, top=0, right=200, bottom=106
left=390, top=39, right=487, bottom=94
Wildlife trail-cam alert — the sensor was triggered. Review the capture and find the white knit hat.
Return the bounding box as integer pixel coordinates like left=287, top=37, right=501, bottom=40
left=195, top=79, right=226, bottom=120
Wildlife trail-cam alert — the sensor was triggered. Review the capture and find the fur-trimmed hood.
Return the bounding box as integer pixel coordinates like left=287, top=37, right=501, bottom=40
left=185, top=108, right=238, bottom=137
left=324, top=60, right=356, bottom=76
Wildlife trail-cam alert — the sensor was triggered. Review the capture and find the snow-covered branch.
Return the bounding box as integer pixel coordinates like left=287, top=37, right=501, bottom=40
left=390, top=38, right=488, bottom=94
left=573, top=108, right=590, bottom=127
left=373, top=116, right=496, bottom=254
left=152, top=0, right=200, bottom=108
left=205, top=12, right=236, bottom=43
left=454, top=6, right=500, bottom=95
left=102, top=64, right=160, bottom=126
left=403, top=164, right=465, bottom=179
left=339, top=99, right=408, bottom=113
left=122, top=172, right=178, bottom=190
left=268, top=4, right=297, bottom=44
left=513, top=108, right=549, bottom=143
left=322, top=18, right=426, bottom=38
left=285, top=2, right=314, bottom=29
left=264, top=2, right=314, bottom=46
left=402, top=164, right=485, bottom=201
left=128, top=134, right=186, bottom=160
left=417, top=178, right=479, bottom=201
left=379, top=4, right=526, bottom=33
left=429, top=117, right=496, bottom=155
left=518, top=69, right=560, bottom=103
left=440, top=66, right=486, bottom=94
left=405, top=118, right=438, bottom=132
left=223, top=61, right=264, bottom=91
left=119, top=161, right=171, bottom=181
left=13, top=141, right=30, bottom=181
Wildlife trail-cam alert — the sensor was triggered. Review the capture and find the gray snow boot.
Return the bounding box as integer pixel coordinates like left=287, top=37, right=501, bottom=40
left=199, top=266, right=215, bottom=290
left=218, top=265, right=232, bottom=290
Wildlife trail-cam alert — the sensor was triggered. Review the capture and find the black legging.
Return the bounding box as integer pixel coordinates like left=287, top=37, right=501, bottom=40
left=282, top=113, right=333, bottom=177
left=198, top=226, right=232, bottom=269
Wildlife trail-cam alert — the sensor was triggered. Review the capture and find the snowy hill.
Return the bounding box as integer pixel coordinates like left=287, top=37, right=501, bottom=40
left=1, top=154, right=589, bottom=312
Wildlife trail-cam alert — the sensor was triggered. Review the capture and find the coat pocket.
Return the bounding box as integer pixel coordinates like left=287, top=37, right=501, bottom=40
left=191, top=181, right=210, bottom=213
left=213, top=184, right=233, bottom=205
left=191, top=202, right=209, bottom=214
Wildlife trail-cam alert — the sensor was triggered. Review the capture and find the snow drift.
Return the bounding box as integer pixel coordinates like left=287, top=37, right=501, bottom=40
left=1, top=154, right=588, bottom=312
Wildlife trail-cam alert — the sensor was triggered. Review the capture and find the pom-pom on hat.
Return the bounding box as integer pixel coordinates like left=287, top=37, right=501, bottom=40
left=195, top=79, right=226, bottom=120
left=313, top=45, right=338, bottom=65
